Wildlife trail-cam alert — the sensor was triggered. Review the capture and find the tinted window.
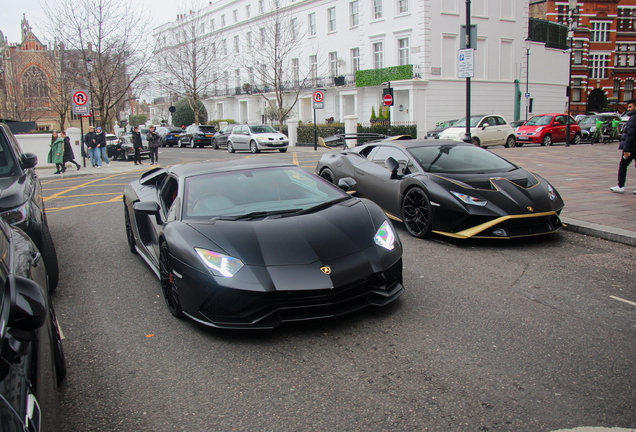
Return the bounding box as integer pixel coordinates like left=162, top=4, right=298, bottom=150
left=249, top=125, right=277, bottom=134
left=495, top=117, right=507, bottom=126
left=0, top=130, right=20, bottom=178
left=183, top=166, right=348, bottom=219
left=222, top=125, right=233, bottom=133
left=408, top=145, right=517, bottom=174
left=199, top=125, right=216, bottom=132
left=453, top=116, right=483, bottom=128
left=371, top=146, right=408, bottom=163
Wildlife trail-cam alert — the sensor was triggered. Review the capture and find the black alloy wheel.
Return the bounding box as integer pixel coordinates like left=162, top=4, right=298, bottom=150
left=250, top=140, right=260, bottom=154
left=505, top=136, right=516, bottom=148
left=319, top=167, right=335, bottom=184
left=159, top=242, right=183, bottom=317
left=40, top=223, right=59, bottom=292
left=472, top=137, right=481, bottom=147
left=227, top=141, right=235, bottom=153
left=124, top=202, right=137, bottom=254
left=542, top=134, right=552, bottom=147
left=402, top=187, right=433, bottom=239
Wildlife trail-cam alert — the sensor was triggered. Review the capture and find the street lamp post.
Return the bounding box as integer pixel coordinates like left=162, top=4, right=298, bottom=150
left=525, top=48, right=530, bottom=122
left=86, top=57, right=94, bottom=127
left=565, top=5, right=577, bottom=147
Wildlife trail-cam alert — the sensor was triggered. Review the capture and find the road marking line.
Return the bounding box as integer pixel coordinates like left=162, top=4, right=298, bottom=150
left=610, top=295, right=636, bottom=307
left=43, top=171, right=142, bottom=202
left=293, top=153, right=299, bottom=166
left=48, top=192, right=123, bottom=199
left=46, top=195, right=122, bottom=212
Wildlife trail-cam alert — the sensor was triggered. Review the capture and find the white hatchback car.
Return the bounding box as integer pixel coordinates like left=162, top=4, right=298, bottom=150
left=227, top=124, right=289, bottom=153
left=439, top=115, right=517, bottom=148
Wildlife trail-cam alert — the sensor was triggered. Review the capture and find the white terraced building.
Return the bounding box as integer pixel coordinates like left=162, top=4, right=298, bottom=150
left=151, top=0, right=570, bottom=140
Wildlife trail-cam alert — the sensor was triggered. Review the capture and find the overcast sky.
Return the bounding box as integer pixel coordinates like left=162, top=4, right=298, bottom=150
left=0, top=0, right=189, bottom=45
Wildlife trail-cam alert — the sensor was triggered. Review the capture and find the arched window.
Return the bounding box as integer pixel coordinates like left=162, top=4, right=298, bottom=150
left=614, top=79, right=621, bottom=99
left=22, top=67, right=49, bottom=107
left=625, top=80, right=634, bottom=102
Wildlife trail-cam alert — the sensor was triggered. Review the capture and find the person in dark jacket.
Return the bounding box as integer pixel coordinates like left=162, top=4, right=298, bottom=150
left=84, top=126, right=98, bottom=167
left=611, top=99, right=636, bottom=193
left=60, top=131, right=80, bottom=171
left=147, top=126, right=161, bottom=166
left=94, top=126, right=110, bottom=168
left=132, top=126, right=143, bottom=165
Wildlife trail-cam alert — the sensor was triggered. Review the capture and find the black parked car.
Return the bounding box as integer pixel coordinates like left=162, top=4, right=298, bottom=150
left=0, top=217, right=66, bottom=431
left=211, top=124, right=237, bottom=149
left=158, top=127, right=183, bottom=147
left=123, top=159, right=404, bottom=329
left=178, top=124, right=217, bottom=148
left=579, top=114, right=622, bottom=142
left=0, top=124, right=59, bottom=290
left=107, top=133, right=150, bottom=161
left=425, top=119, right=458, bottom=139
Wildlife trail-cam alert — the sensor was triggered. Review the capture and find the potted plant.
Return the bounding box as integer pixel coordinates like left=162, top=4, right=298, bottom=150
left=242, top=83, right=252, bottom=94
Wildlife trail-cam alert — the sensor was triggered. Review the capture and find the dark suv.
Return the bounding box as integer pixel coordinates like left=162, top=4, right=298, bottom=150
left=178, top=124, right=217, bottom=148
left=0, top=124, right=59, bottom=290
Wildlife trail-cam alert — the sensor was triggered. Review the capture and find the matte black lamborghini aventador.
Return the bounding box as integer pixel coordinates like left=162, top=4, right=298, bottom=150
left=123, top=159, right=404, bottom=329
left=316, top=139, right=565, bottom=240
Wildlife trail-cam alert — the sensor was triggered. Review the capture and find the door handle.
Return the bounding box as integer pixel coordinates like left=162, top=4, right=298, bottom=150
left=31, top=252, right=41, bottom=267
left=355, top=169, right=365, bottom=176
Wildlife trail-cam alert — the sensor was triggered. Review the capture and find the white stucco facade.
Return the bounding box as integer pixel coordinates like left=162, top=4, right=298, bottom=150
left=152, top=0, right=569, bottom=139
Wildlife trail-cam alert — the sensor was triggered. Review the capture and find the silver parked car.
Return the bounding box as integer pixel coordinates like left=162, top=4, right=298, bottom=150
left=227, top=124, right=289, bottom=153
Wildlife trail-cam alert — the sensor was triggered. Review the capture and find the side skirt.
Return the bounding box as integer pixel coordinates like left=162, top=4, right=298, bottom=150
left=135, top=245, right=160, bottom=279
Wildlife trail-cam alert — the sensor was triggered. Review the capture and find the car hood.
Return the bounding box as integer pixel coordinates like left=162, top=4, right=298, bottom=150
left=187, top=200, right=377, bottom=266
left=0, top=175, right=28, bottom=210
left=517, top=125, right=544, bottom=133
left=439, top=127, right=477, bottom=138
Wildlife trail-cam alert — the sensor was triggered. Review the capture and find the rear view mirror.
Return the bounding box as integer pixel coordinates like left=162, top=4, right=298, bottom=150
left=482, top=123, right=490, bottom=129
left=20, top=153, right=38, bottom=169
left=385, top=157, right=400, bottom=179
left=133, top=201, right=163, bottom=225
left=8, top=275, right=47, bottom=332
left=337, top=177, right=357, bottom=192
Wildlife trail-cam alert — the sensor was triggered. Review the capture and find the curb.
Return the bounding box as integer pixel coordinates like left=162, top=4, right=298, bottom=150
left=561, top=216, right=636, bottom=247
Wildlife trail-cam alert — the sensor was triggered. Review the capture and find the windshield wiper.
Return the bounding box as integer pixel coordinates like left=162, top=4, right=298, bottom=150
left=293, top=196, right=351, bottom=216
left=210, top=209, right=301, bottom=221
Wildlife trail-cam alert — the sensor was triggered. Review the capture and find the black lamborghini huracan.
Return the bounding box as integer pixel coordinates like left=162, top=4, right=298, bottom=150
left=123, top=159, right=404, bottom=329
left=316, top=139, right=565, bottom=240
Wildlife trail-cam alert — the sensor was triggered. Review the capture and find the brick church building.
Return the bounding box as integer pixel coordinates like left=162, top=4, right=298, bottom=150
left=531, top=0, right=636, bottom=115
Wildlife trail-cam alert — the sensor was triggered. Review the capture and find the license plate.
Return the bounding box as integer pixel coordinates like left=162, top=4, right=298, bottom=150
left=174, top=134, right=179, bottom=137
left=206, top=134, right=213, bottom=137
left=517, top=137, right=529, bottom=141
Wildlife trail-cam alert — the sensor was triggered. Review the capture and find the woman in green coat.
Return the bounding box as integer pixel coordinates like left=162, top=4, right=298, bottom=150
left=48, top=131, right=65, bottom=174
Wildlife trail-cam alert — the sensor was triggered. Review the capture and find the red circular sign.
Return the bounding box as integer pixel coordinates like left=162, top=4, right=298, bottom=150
left=73, top=90, right=88, bottom=106
left=383, top=94, right=393, bottom=106
left=313, top=90, right=324, bottom=103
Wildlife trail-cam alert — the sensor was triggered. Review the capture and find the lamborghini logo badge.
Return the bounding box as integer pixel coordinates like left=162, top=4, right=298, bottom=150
left=320, top=266, right=331, bottom=275
left=527, top=206, right=534, bottom=212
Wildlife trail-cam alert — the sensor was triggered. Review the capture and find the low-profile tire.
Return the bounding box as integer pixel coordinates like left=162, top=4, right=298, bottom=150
left=319, top=167, right=335, bottom=184
left=472, top=137, right=481, bottom=147
left=573, top=133, right=581, bottom=145
left=250, top=140, right=260, bottom=154
left=124, top=202, right=137, bottom=254
left=212, top=138, right=218, bottom=149
left=227, top=141, right=235, bottom=153
left=402, top=187, right=433, bottom=239
left=40, top=223, right=59, bottom=292
left=542, top=134, right=552, bottom=147
left=50, top=307, right=66, bottom=384
left=159, top=242, right=183, bottom=318
left=279, top=148, right=287, bottom=153
left=505, top=136, right=517, bottom=148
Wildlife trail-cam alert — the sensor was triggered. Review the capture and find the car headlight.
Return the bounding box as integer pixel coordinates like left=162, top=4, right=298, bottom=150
left=374, top=220, right=396, bottom=250
left=547, top=184, right=557, bottom=201
left=536, top=126, right=545, bottom=132
left=195, top=248, right=244, bottom=277
left=257, top=136, right=267, bottom=141
left=0, top=201, right=30, bottom=225
left=450, top=191, right=488, bottom=206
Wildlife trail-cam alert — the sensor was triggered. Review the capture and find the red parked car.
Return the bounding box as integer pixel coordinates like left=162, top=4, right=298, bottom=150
left=515, top=113, right=581, bottom=146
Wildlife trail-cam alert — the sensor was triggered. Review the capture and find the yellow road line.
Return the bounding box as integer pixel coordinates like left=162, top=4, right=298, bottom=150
left=293, top=153, right=299, bottom=166
left=46, top=195, right=122, bottom=212
left=43, top=171, right=143, bottom=202
left=47, top=192, right=123, bottom=199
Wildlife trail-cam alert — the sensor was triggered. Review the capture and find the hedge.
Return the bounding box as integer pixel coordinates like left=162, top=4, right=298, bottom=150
left=297, top=124, right=345, bottom=144
left=356, top=122, right=418, bottom=145
left=355, top=65, right=413, bottom=87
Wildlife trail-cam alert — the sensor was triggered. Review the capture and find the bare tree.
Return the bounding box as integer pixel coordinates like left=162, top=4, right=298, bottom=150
left=43, top=0, right=152, bottom=131
left=48, top=48, right=87, bottom=130
left=243, top=3, right=320, bottom=131
left=155, top=5, right=226, bottom=125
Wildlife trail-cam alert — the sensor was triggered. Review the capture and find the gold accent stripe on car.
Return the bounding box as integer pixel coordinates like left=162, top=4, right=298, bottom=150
left=432, top=211, right=559, bottom=239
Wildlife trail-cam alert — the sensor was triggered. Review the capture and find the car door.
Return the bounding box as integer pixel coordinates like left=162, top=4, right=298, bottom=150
left=237, top=126, right=250, bottom=150
left=354, top=145, right=411, bottom=216
left=477, top=116, right=498, bottom=145
left=552, top=115, right=567, bottom=142
left=148, top=175, right=180, bottom=261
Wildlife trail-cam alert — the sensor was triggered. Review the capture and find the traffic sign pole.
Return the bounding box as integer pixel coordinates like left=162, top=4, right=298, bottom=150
left=312, top=90, right=325, bottom=150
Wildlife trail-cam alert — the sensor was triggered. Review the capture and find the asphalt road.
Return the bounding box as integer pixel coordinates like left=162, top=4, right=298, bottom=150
left=43, top=147, right=636, bottom=431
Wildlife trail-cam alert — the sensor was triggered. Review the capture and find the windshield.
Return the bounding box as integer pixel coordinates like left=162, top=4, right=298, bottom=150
left=437, top=120, right=456, bottom=129
left=408, top=145, right=517, bottom=174
left=580, top=116, right=609, bottom=124
left=0, top=131, right=20, bottom=178
left=451, top=116, right=482, bottom=128
left=183, top=166, right=348, bottom=220
left=249, top=125, right=277, bottom=134
left=525, top=115, right=553, bottom=126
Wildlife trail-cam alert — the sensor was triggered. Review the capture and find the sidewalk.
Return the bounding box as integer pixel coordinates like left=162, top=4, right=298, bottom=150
left=491, top=142, right=636, bottom=246
left=36, top=143, right=636, bottom=246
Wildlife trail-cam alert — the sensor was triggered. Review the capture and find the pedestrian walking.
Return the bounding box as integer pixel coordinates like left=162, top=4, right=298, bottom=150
left=94, top=126, right=110, bottom=168
left=48, top=131, right=65, bottom=174
left=132, top=126, right=143, bottom=165
left=610, top=99, right=636, bottom=194
left=147, top=126, right=161, bottom=166
left=60, top=131, right=81, bottom=171
left=85, top=126, right=99, bottom=167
